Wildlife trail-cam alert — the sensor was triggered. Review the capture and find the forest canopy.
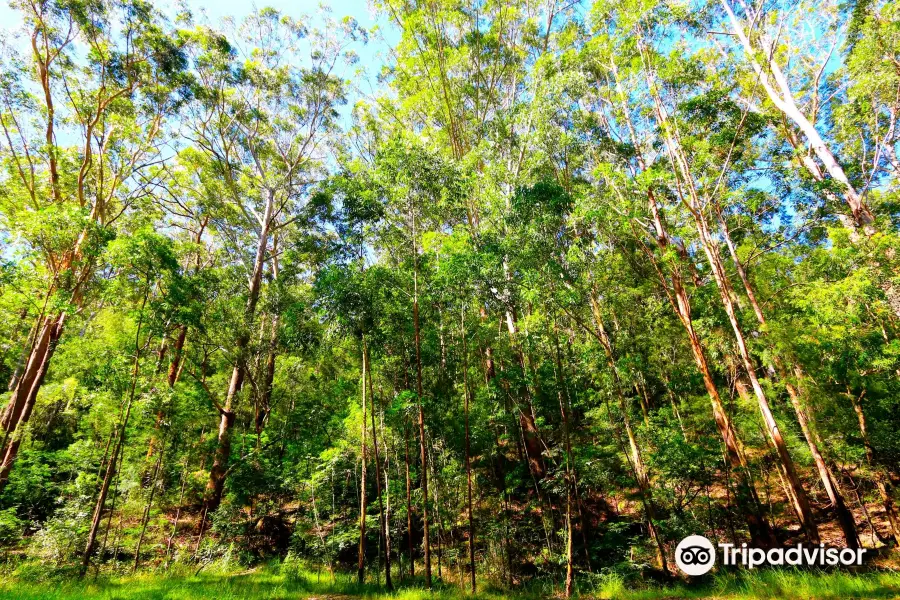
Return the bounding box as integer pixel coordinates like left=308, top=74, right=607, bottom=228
left=1, top=0, right=900, bottom=597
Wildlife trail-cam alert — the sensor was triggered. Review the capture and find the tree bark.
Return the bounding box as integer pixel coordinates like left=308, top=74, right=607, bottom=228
left=404, top=421, right=415, bottom=579
left=461, top=308, right=477, bottom=594
left=0, top=313, right=65, bottom=489
left=206, top=193, right=273, bottom=513
left=640, top=214, right=774, bottom=547
left=717, top=209, right=859, bottom=547
left=638, top=43, right=814, bottom=542
left=366, top=344, right=392, bottom=590
left=412, top=229, right=432, bottom=588
left=609, top=51, right=774, bottom=547
left=719, top=0, right=874, bottom=227
left=692, top=213, right=819, bottom=543
left=358, top=340, right=368, bottom=586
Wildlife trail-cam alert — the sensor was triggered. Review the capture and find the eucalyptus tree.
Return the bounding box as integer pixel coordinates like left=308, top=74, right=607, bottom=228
left=182, top=9, right=360, bottom=512
left=712, top=0, right=878, bottom=229
left=696, top=0, right=900, bottom=545
left=374, top=0, right=581, bottom=487
left=582, top=0, right=779, bottom=548
left=0, top=0, right=190, bottom=489
left=371, top=137, right=467, bottom=587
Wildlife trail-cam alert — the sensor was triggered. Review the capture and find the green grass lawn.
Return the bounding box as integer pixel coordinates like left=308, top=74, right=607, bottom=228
left=2, top=567, right=900, bottom=599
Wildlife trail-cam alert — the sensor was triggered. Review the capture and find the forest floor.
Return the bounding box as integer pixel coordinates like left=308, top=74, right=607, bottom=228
left=3, top=566, right=900, bottom=600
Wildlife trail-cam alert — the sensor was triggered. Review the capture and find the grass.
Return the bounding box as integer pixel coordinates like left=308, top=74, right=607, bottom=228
left=1, top=565, right=900, bottom=599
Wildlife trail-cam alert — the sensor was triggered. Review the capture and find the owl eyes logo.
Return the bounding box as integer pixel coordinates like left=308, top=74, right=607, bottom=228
left=675, top=535, right=716, bottom=576
left=679, top=546, right=711, bottom=565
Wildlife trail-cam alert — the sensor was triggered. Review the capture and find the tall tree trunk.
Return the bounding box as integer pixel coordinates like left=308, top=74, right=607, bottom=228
left=206, top=195, right=273, bottom=512
left=640, top=42, right=816, bottom=542
left=256, top=314, right=279, bottom=441
left=133, top=447, right=163, bottom=573
left=0, top=313, right=65, bottom=489
left=144, top=325, right=187, bottom=469
left=587, top=296, right=668, bottom=573
left=7, top=310, right=39, bottom=392
left=412, top=234, right=432, bottom=588
left=167, top=325, right=188, bottom=388
left=641, top=224, right=774, bottom=547
left=380, top=408, right=393, bottom=588
left=717, top=209, right=858, bottom=547
left=462, top=308, right=477, bottom=594
left=256, top=243, right=280, bottom=443
left=553, top=321, right=577, bottom=596
left=405, top=421, right=415, bottom=579
left=610, top=53, right=774, bottom=547
left=358, top=340, right=368, bottom=586
left=147, top=217, right=207, bottom=465
left=165, top=459, right=189, bottom=567
left=504, top=305, right=546, bottom=480
left=719, top=0, right=874, bottom=227
left=692, top=213, right=819, bottom=543
left=366, top=345, right=392, bottom=590
left=0, top=223, right=102, bottom=485
left=640, top=29, right=820, bottom=541
left=431, top=451, right=443, bottom=581
left=480, top=306, right=496, bottom=383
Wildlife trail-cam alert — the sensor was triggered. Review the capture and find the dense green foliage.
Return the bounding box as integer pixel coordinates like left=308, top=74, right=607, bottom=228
left=1, top=0, right=900, bottom=597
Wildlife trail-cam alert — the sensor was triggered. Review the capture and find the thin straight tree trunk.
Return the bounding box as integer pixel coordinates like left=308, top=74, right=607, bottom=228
left=561, top=326, right=595, bottom=569
left=480, top=307, right=496, bottom=383
left=98, top=442, right=125, bottom=571
left=380, top=407, right=393, bottom=587
left=431, top=450, right=443, bottom=581
left=256, top=245, right=280, bottom=444
left=503, top=304, right=546, bottom=480
left=165, top=458, right=189, bottom=567
left=553, top=321, right=576, bottom=596
left=461, top=308, right=476, bottom=594
left=642, top=197, right=774, bottom=547
left=133, top=447, right=163, bottom=572
left=144, top=325, right=187, bottom=467
left=81, top=285, right=149, bottom=576
left=693, top=214, right=819, bottom=542
left=358, top=339, right=368, bottom=586
left=366, top=346, right=392, bottom=590
left=588, top=293, right=669, bottom=572
left=404, top=421, right=414, bottom=579
left=411, top=217, right=432, bottom=588
left=849, top=389, right=900, bottom=544
left=717, top=209, right=858, bottom=547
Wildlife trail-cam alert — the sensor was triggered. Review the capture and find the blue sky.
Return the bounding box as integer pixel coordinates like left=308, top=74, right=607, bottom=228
left=0, top=0, right=396, bottom=105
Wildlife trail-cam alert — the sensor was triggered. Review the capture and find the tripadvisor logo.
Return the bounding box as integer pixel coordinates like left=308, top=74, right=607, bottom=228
left=675, top=535, right=867, bottom=576
left=675, top=535, right=716, bottom=575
